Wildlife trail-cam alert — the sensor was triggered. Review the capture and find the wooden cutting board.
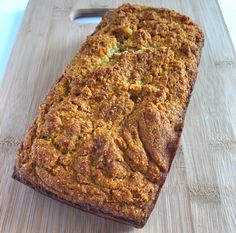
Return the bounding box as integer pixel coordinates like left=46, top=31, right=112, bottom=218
left=0, top=0, right=236, bottom=232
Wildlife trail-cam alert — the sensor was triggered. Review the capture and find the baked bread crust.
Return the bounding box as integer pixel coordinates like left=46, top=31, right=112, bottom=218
left=13, top=4, right=204, bottom=228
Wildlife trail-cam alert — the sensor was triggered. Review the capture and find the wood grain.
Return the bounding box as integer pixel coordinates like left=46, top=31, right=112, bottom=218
left=0, top=0, right=235, bottom=232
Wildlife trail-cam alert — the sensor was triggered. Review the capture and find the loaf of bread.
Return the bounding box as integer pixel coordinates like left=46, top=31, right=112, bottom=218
left=13, top=4, right=204, bottom=228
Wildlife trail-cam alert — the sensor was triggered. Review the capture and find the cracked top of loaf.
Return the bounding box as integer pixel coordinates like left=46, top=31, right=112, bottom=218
left=15, top=3, right=204, bottom=227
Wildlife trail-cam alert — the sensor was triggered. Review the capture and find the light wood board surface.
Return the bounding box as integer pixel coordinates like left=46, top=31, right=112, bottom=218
left=0, top=0, right=236, bottom=232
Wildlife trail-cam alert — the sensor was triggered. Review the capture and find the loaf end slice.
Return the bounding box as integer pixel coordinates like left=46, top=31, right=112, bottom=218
left=13, top=167, right=148, bottom=227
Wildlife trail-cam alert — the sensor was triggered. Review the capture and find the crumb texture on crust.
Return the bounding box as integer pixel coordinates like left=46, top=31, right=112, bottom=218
left=16, top=3, right=204, bottom=227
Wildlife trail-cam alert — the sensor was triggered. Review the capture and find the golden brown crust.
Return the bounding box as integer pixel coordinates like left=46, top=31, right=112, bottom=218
left=14, top=3, right=204, bottom=228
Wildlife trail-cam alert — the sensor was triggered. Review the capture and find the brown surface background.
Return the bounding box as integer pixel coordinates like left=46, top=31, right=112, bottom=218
left=0, top=0, right=236, bottom=232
